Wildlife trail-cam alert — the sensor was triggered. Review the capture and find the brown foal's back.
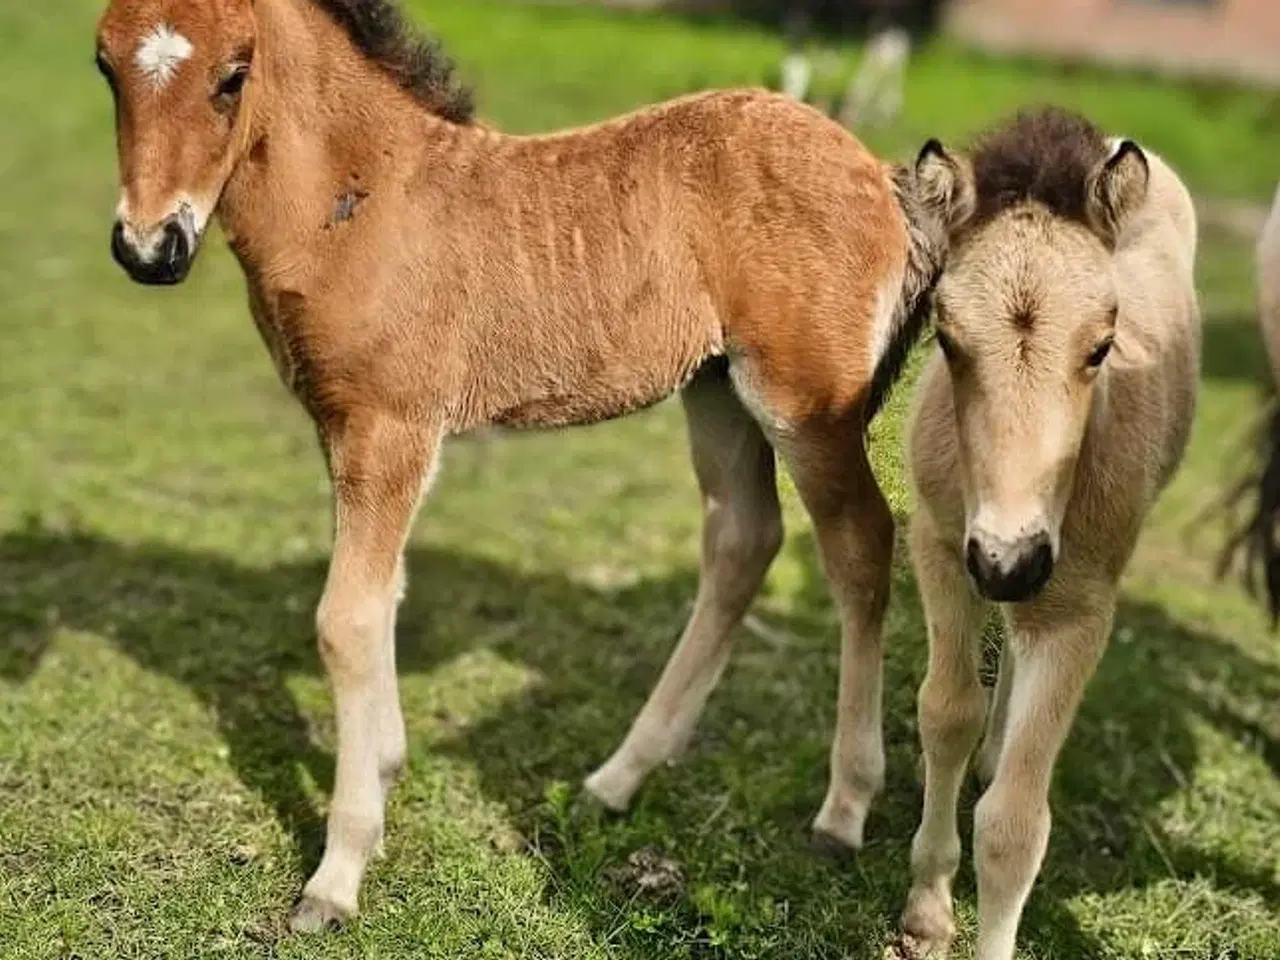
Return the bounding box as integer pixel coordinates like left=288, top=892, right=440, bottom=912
left=231, top=84, right=923, bottom=436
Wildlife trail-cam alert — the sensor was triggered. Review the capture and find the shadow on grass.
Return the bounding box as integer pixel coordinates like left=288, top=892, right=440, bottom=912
left=1019, top=591, right=1280, bottom=953
left=0, top=524, right=1276, bottom=956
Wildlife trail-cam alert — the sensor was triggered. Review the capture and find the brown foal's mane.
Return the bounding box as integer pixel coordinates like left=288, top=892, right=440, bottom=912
left=968, top=106, right=1109, bottom=228
left=309, top=0, right=474, bottom=123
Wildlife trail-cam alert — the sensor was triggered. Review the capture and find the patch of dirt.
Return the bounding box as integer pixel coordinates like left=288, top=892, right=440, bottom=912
left=603, top=846, right=686, bottom=902
left=883, top=932, right=946, bottom=960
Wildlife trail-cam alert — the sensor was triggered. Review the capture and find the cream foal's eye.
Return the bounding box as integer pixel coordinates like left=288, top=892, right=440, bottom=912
left=1086, top=337, right=1114, bottom=368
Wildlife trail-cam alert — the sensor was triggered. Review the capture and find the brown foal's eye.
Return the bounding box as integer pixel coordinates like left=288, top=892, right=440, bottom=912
left=214, top=63, right=250, bottom=106
left=95, top=50, right=117, bottom=91
left=1087, top=337, right=1115, bottom=369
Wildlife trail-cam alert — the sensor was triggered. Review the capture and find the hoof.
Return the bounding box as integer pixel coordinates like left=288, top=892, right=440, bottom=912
left=810, top=826, right=859, bottom=864
left=901, top=888, right=955, bottom=957
left=573, top=789, right=626, bottom=824
left=288, top=895, right=351, bottom=934
left=889, top=931, right=952, bottom=960
left=581, top=770, right=635, bottom=815
left=811, top=796, right=870, bottom=855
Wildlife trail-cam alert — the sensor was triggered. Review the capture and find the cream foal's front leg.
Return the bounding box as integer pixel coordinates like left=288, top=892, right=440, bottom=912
left=975, top=639, right=1014, bottom=785
left=904, top=513, right=1117, bottom=959
left=971, top=593, right=1113, bottom=960
left=903, top=514, right=989, bottom=952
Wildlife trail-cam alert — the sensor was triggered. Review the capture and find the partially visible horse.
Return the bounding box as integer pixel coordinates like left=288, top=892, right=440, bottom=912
left=1217, top=182, right=1280, bottom=623
left=93, top=0, right=959, bottom=931
left=898, top=109, right=1199, bottom=959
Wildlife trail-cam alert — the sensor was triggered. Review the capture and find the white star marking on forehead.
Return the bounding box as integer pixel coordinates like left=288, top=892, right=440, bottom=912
left=135, top=24, right=193, bottom=89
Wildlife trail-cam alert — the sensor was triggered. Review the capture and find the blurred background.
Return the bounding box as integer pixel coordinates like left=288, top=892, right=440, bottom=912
left=664, top=0, right=1279, bottom=86
left=0, top=1, right=1277, bottom=958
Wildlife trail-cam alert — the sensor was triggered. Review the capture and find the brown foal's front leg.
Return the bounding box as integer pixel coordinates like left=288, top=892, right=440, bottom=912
left=289, top=414, right=437, bottom=932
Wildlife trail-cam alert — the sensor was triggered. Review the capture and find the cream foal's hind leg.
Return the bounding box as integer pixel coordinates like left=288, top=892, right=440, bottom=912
left=584, top=366, right=782, bottom=812
left=289, top=416, right=436, bottom=933
left=972, top=589, right=1114, bottom=960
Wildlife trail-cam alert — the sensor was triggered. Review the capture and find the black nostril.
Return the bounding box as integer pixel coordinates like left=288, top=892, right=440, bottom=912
left=1001, top=535, right=1055, bottom=601
left=967, top=531, right=1055, bottom=602
left=965, top=537, right=982, bottom=581
left=110, top=221, right=131, bottom=269
left=111, top=218, right=193, bottom=285
left=1024, top=537, right=1054, bottom=591
left=159, top=220, right=189, bottom=272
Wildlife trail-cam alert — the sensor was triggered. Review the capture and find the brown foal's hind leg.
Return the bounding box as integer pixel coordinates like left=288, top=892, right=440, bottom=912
left=289, top=416, right=436, bottom=933
left=370, top=554, right=410, bottom=859
left=774, top=421, right=894, bottom=852
left=584, top=367, right=782, bottom=812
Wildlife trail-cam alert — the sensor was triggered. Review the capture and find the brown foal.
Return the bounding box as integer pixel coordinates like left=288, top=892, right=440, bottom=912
left=94, top=0, right=960, bottom=929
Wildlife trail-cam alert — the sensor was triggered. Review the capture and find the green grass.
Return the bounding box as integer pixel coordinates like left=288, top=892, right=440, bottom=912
left=1, top=1, right=1278, bottom=957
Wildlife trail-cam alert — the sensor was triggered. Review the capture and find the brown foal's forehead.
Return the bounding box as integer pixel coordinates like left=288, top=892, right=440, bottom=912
left=97, top=0, right=252, bottom=74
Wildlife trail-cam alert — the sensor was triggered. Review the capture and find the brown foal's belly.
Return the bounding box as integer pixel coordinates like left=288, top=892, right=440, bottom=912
left=484, top=347, right=721, bottom=431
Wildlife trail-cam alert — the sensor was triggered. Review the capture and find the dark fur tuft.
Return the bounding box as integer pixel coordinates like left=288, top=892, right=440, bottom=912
left=864, top=164, right=950, bottom=421
left=1218, top=402, right=1280, bottom=628
left=969, top=106, right=1109, bottom=228
left=311, top=0, right=474, bottom=123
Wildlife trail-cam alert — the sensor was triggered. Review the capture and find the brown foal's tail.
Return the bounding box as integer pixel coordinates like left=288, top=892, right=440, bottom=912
left=1217, top=399, right=1280, bottom=627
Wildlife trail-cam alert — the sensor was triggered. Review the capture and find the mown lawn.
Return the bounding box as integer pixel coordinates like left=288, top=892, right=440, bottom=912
left=0, top=1, right=1277, bottom=957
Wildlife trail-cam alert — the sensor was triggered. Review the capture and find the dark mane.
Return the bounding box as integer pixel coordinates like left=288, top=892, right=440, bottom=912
left=864, top=163, right=949, bottom=421
left=969, top=106, right=1109, bottom=227
left=310, top=0, right=474, bottom=124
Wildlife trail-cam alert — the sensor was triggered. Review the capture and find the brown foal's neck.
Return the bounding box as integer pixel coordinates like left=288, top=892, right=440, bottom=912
left=215, top=0, right=478, bottom=283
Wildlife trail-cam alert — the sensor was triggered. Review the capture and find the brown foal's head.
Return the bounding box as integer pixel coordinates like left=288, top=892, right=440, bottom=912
left=96, top=0, right=256, bottom=284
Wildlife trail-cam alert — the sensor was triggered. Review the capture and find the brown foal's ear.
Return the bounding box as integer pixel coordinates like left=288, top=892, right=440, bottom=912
left=1086, top=139, right=1149, bottom=246
left=914, top=138, right=976, bottom=234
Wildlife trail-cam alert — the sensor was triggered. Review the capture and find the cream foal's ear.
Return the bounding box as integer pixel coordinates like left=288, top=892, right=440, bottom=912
left=1086, top=138, right=1149, bottom=246
left=914, top=138, right=976, bottom=234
